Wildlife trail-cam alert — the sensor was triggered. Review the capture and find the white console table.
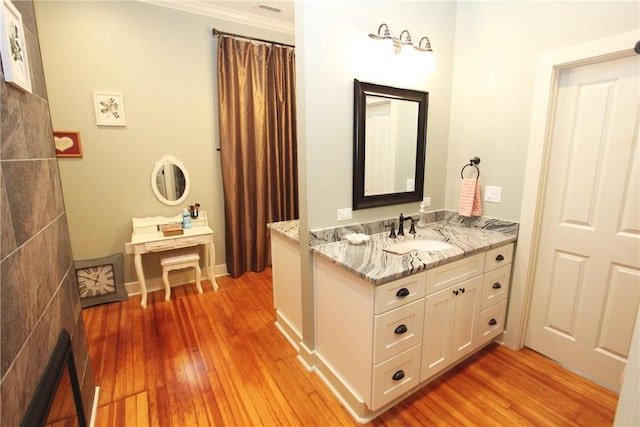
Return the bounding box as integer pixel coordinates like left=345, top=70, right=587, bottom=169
left=125, top=211, right=218, bottom=308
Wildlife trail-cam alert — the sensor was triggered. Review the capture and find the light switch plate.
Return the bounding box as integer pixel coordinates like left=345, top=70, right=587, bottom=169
left=423, top=197, right=431, bottom=207
left=337, top=208, right=352, bottom=221
left=484, top=185, right=502, bottom=203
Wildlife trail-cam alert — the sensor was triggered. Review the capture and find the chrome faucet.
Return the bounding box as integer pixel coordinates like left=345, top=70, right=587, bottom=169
left=398, top=213, right=416, bottom=236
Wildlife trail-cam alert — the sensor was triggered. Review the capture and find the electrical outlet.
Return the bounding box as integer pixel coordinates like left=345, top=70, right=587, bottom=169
left=484, top=185, right=502, bottom=203
left=337, top=208, right=352, bottom=221
left=423, top=197, right=431, bottom=207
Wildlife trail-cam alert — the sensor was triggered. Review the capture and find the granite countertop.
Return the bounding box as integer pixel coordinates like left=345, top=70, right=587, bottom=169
left=268, top=220, right=300, bottom=243
left=310, top=218, right=518, bottom=285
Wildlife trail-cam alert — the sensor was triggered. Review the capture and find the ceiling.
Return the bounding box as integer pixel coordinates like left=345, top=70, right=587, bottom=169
left=140, top=0, right=295, bottom=34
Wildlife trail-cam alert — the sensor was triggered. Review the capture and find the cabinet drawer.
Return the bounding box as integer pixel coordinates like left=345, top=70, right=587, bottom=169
left=145, top=240, right=176, bottom=251
left=374, top=273, right=426, bottom=315
left=371, top=344, right=421, bottom=411
left=373, top=299, right=424, bottom=364
left=176, top=235, right=210, bottom=248
left=477, top=300, right=508, bottom=345
left=481, top=264, right=512, bottom=310
left=484, top=244, right=513, bottom=272
left=426, top=253, right=484, bottom=296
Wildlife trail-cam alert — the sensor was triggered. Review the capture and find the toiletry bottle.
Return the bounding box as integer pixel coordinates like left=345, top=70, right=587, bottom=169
left=417, top=201, right=427, bottom=228
left=182, top=208, right=192, bottom=229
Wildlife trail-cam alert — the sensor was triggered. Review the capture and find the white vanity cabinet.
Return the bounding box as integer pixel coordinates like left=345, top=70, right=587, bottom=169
left=421, top=244, right=514, bottom=382
left=313, top=242, right=514, bottom=420
left=314, top=257, right=426, bottom=412
left=271, top=230, right=303, bottom=348
left=477, top=244, right=514, bottom=345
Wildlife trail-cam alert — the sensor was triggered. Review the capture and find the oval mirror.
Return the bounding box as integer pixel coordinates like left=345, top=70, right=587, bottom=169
left=151, top=156, right=190, bottom=206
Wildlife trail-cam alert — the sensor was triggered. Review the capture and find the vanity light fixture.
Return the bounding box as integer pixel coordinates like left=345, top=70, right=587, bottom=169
left=368, top=23, right=392, bottom=40
left=368, top=23, right=433, bottom=55
left=414, top=36, right=433, bottom=53
left=394, top=30, right=413, bottom=47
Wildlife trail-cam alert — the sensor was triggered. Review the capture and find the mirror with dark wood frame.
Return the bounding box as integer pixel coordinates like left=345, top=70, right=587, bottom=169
left=353, top=79, right=428, bottom=210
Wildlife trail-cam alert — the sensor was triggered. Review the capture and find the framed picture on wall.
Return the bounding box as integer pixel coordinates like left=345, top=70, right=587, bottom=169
left=53, top=131, right=83, bottom=158
left=93, top=91, right=126, bottom=126
left=0, top=0, right=32, bottom=92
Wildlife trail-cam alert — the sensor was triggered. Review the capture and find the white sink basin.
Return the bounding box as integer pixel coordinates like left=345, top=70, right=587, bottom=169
left=401, top=239, right=454, bottom=251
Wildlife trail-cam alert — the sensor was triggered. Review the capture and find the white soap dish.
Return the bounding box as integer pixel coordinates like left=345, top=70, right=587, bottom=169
left=344, top=233, right=370, bottom=245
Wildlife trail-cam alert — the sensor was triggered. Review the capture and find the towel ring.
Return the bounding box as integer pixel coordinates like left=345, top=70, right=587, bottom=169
left=460, top=156, right=481, bottom=179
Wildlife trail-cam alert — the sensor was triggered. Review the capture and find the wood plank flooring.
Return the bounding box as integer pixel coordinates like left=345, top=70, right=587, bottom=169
left=83, top=268, right=618, bottom=426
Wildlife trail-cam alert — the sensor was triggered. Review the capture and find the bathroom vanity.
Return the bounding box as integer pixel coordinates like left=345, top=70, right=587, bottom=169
left=269, top=220, right=303, bottom=348
left=307, top=213, right=517, bottom=422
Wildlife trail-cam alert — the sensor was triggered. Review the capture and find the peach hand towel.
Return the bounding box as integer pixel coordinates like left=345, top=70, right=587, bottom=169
left=458, top=178, right=482, bottom=217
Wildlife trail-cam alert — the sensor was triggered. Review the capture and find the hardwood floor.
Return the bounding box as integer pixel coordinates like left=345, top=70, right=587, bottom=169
left=84, top=268, right=618, bottom=426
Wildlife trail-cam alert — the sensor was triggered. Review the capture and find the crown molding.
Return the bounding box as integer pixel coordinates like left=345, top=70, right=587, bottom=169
left=140, top=1, right=294, bottom=35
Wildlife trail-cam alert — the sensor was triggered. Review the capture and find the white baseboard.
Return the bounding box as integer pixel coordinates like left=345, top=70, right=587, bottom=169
left=274, top=313, right=302, bottom=352
left=125, top=264, right=227, bottom=296
left=89, top=386, right=100, bottom=427
left=297, top=342, right=316, bottom=372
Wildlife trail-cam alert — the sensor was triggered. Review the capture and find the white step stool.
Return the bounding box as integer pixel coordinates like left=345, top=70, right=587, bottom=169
left=160, top=252, right=202, bottom=301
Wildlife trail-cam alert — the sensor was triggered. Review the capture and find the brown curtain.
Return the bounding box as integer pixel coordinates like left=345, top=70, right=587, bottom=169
left=217, top=36, right=298, bottom=278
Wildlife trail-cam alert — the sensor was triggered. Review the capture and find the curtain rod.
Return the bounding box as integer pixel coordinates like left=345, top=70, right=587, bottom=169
left=212, top=28, right=295, bottom=48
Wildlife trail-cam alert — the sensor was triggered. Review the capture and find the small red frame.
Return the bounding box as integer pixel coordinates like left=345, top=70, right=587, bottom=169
left=54, top=131, right=82, bottom=158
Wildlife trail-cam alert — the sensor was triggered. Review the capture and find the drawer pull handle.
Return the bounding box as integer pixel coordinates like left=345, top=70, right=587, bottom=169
left=396, top=288, right=410, bottom=298
left=453, top=289, right=459, bottom=296
left=394, top=324, right=408, bottom=335
left=489, top=318, right=498, bottom=326
left=392, top=370, right=405, bottom=381
left=460, top=288, right=465, bottom=293
left=492, top=282, right=502, bottom=289
left=496, top=254, right=505, bottom=261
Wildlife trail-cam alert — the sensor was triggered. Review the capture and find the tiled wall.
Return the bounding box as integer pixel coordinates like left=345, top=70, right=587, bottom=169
left=0, top=1, right=95, bottom=425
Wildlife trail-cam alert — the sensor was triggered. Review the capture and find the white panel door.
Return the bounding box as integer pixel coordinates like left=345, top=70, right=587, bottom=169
left=365, top=100, right=396, bottom=195
left=526, top=53, right=640, bottom=391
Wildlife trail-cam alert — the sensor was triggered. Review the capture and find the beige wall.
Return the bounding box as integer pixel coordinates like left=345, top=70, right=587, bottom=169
left=35, top=1, right=639, bottom=285
left=445, top=1, right=639, bottom=220
left=299, top=1, right=458, bottom=230
left=34, top=1, right=294, bottom=282
left=298, top=1, right=640, bottom=228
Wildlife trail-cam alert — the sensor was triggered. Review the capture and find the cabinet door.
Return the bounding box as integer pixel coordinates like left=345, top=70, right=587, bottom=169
left=421, top=275, right=483, bottom=382
left=421, top=288, right=455, bottom=382
left=450, top=275, right=482, bottom=361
